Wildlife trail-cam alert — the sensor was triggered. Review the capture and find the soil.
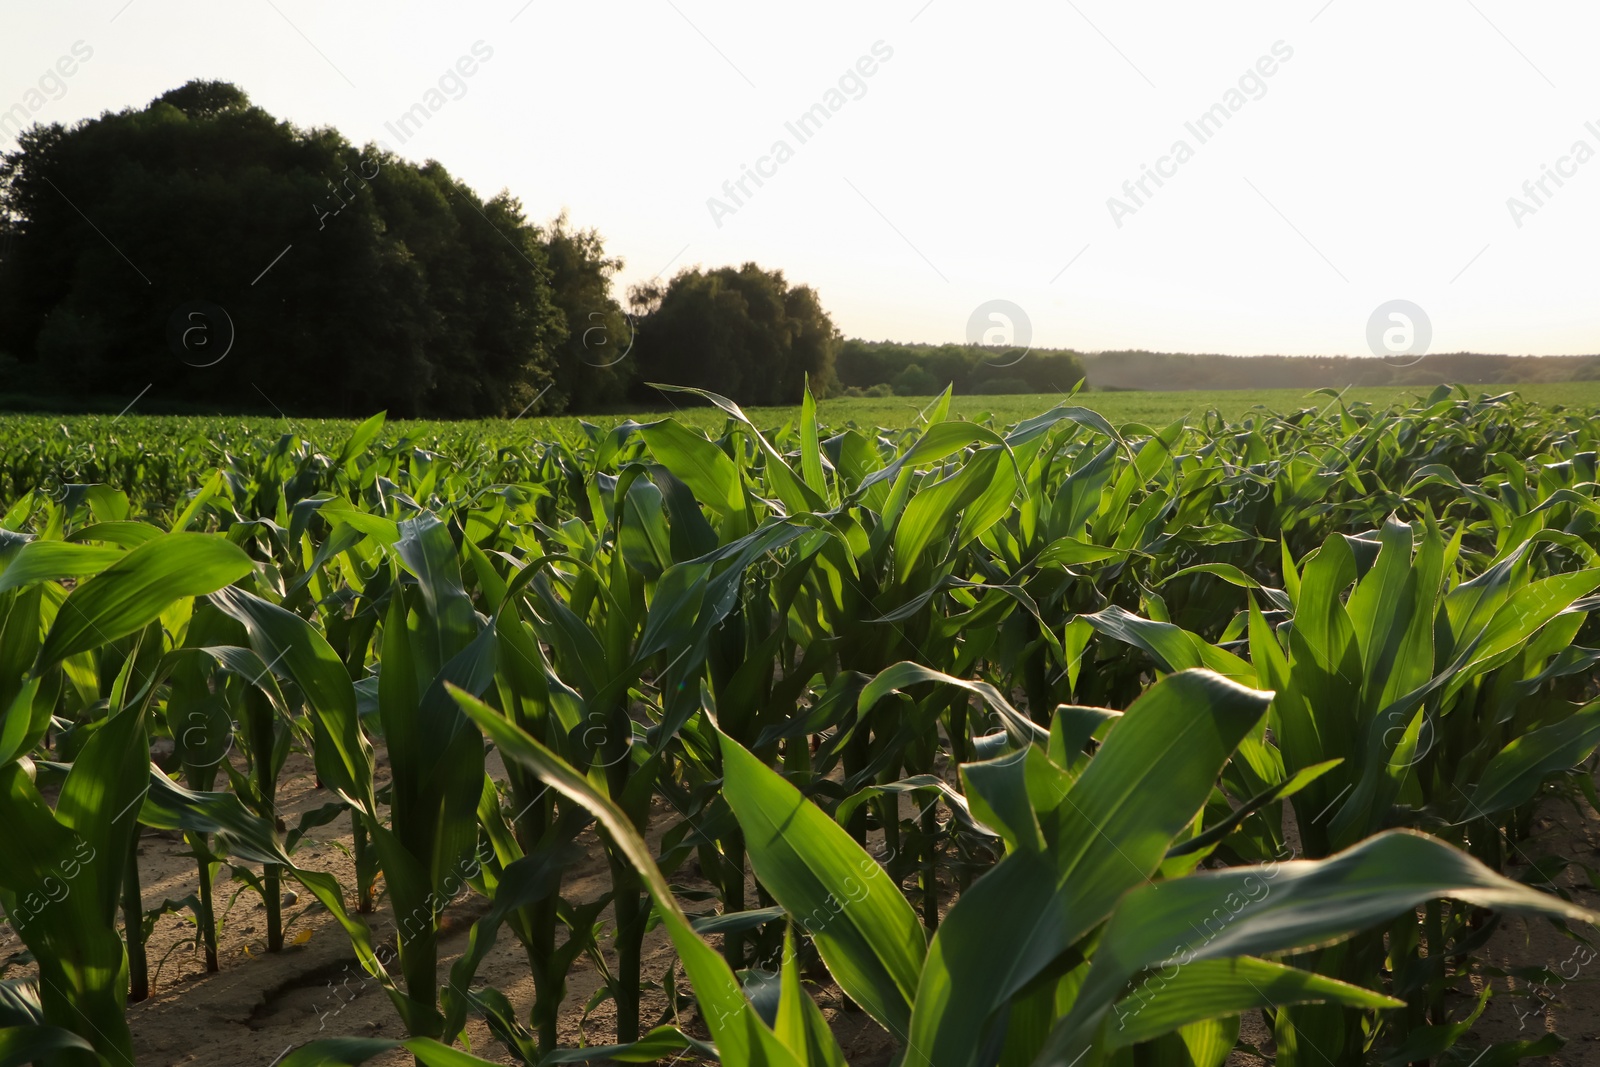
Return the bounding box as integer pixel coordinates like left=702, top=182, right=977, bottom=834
left=1461, top=792, right=1600, bottom=1066
left=4, top=751, right=1598, bottom=1067
left=0, top=746, right=905, bottom=1067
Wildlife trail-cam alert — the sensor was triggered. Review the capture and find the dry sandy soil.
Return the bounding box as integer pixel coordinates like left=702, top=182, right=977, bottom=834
left=3, top=749, right=1598, bottom=1067
left=1, top=747, right=902, bottom=1067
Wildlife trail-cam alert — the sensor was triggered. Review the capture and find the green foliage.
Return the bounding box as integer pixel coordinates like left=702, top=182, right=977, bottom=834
left=0, top=80, right=566, bottom=417
left=0, top=385, right=1599, bottom=1067
left=838, top=338, right=1086, bottom=396
left=629, top=262, right=841, bottom=405
left=541, top=211, right=635, bottom=411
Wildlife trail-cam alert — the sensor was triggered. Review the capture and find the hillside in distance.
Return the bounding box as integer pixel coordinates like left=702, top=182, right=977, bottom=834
left=1079, top=350, right=1600, bottom=391
left=839, top=341, right=1600, bottom=396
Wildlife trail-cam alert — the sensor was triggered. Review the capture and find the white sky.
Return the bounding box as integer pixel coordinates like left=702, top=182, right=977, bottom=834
left=4, top=1, right=1598, bottom=356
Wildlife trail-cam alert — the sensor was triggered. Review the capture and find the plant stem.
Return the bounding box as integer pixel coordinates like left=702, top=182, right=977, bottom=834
left=607, top=853, right=646, bottom=1044
left=352, top=809, right=374, bottom=914
left=264, top=863, right=283, bottom=952
left=514, top=782, right=561, bottom=1054
left=122, top=832, right=148, bottom=1002
left=191, top=833, right=219, bottom=972
left=722, top=826, right=746, bottom=972
left=246, top=687, right=285, bottom=945
left=525, top=892, right=560, bottom=1053
left=843, top=724, right=871, bottom=845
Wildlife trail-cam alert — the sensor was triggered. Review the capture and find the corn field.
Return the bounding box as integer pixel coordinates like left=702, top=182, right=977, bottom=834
left=2, top=382, right=1600, bottom=1067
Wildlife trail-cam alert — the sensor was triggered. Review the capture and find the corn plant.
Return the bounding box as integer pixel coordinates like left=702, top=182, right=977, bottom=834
left=3, top=388, right=1600, bottom=1065
left=0, top=530, right=253, bottom=1063
left=450, top=667, right=1596, bottom=1067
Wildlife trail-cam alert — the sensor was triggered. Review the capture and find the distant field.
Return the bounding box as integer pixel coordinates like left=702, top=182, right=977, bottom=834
left=8, top=383, right=1600, bottom=448
left=530, top=381, right=1600, bottom=435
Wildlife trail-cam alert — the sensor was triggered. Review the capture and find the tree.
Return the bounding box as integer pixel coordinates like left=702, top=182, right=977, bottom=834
left=890, top=363, right=939, bottom=395
left=0, top=80, right=562, bottom=416
left=540, top=212, right=634, bottom=411
left=628, top=263, right=839, bottom=406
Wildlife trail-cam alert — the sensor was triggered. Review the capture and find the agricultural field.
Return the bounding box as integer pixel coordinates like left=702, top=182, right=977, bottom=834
left=3, top=382, right=1600, bottom=1067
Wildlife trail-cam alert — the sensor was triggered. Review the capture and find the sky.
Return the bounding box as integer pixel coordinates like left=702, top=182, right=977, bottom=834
left=4, top=1, right=1599, bottom=357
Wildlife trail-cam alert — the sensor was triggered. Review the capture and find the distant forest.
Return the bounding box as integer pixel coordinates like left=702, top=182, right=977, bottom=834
left=840, top=342, right=1600, bottom=398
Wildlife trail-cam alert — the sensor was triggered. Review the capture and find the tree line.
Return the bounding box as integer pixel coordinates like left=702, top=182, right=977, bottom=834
left=0, top=81, right=842, bottom=417
left=837, top=343, right=1599, bottom=398
left=2, top=80, right=1593, bottom=417
left=836, top=340, right=1085, bottom=397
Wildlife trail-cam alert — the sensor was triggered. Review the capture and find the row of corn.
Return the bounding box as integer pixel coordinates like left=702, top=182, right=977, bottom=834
left=0, top=384, right=1598, bottom=1066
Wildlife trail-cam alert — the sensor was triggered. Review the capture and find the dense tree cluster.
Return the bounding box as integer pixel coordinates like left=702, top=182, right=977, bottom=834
left=625, top=264, right=840, bottom=407
left=0, top=81, right=586, bottom=417
left=541, top=212, right=636, bottom=413
left=0, top=80, right=856, bottom=417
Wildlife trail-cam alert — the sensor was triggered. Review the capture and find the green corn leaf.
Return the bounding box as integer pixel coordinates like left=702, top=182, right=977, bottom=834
left=854, top=422, right=1008, bottom=497
left=1466, top=696, right=1600, bottom=818
left=449, top=685, right=805, bottom=1067
left=209, top=585, right=376, bottom=817
left=280, top=1035, right=503, bottom=1066
left=1165, top=759, right=1342, bottom=860
left=1101, top=957, right=1400, bottom=1051
left=893, top=446, right=1015, bottom=583
left=0, top=696, right=151, bottom=1065
left=1035, top=538, right=1124, bottom=569
left=138, top=771, right=420, bottom=1032
left=1153, top=562, right=1263, bottom=590
left=909, top=669, right=1272, bottom=1067
left=35, top=532, right=252, bottom=669
left=0, top=541, right=126, bottom=594
left=719, top=729, right=926, bottom=1037
left=1036, top=829, right=1598, bottom=1065
left=0, top=1024, right=99, bottom=1066
left=441, top=844, right=583, bottom=1042
left=66, top=521, right=164, bottom=548
left=800, top=378, right=828, bottom=499
left=335, top=410, right=388, bottom=468
left=59, top=484, right=129, bottom=524
left=535, top=1027, right=721, bottom=1064
left=833, top=774, right=986, bottom=844
left=170, top=468, right=227, bottom=532
left=1450, top=568, right=1600, bottom=692
left=1079, top=606, right=1255, bottom=684
left=860, top=661, right=1048, bottom=749
left=650, top=383, right=824, bottom=515
left=775, top=924, right=849, bottom=1067
left=281, top=1027, right=716, bottom=1066
left=318, top=497, right=400, bottom=545
left=960, top=747, right=1047, bottom=854
left=1345, top=515, right=1442, bottom=717
left=639, top=418, right=744, bottom=518
left=0, top=678, right=43, bottom=768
